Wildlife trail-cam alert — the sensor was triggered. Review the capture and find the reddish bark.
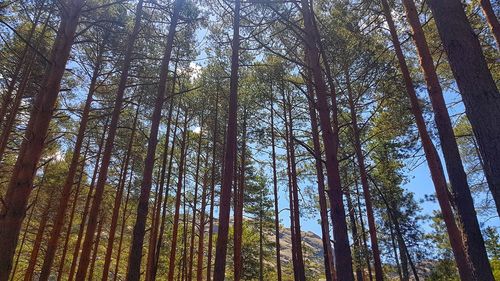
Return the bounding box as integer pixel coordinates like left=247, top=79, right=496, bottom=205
left=344, top=69, right=383, bottom=281
left=306, top=83, right=336, bottom=281
left=67, top=116, right=109, bottom=281
left=187, top=113, right=205, bottom=281
left=480, top=0, right=500, bottom=50
left=39, top=41, right=105, bottom=281
left=88, top=215, right=105, bottom=280
left=380, top=1, right=475, bottom=279
left=428, top=0, right=500, bottom=218
left=0, top=1, right=85, bottom=278
left=234, top=108, right=247, bottom=281
left=167, top=115, right=190, bottom=281
left=300, top=1, right=354, bottom=279
left=101, top=101, right=141, bottom=281
left=402, top=0, right=494, bottom=279
left=212, top=0, right=240, bottom=279
left=269, top=94, right=283, bottom=281
left=75, top=1, right=144, bottom=278
left=126, top=2, right=183, bottom=279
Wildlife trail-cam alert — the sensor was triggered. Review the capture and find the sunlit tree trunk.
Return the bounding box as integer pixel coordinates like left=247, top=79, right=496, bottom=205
left=75, top=1, right=144, bottom=279
left=102, top=101, right=141, bottom=281
left=39, top=40, right=106, bottom=281
left=68, top=116, right=109, bottom=281
left=401, top=0, right=494, bottom=279
left=480, top=0, right=500, bottom=49
left=0, top=1, right=85, bottom=277
left=428, top=0, right=500, bottom=219
left=234, top=107, right=247, bottom=281
left=380, top=1, right=475, bottom=279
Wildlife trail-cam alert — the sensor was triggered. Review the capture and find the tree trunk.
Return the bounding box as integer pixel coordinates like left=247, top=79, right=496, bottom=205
left=167, top=114, right=190, bottom=281
left=56, top=143, right=90, bottom=281
left=102, top=101, right=141, bottom=281
left=205, top=91, right=220, bottom=281
left=480, top=0, right=500, bottom=50
left=75, top=1, right=144, bottom=279
left=88, top=215, right=105, bottom=280
left=345, top=187, right=364, bottom=281
left=300, top=1, right=354, bottom=279
left=39, top=41, right=105, bottom=281
left=306, top=80, right=336, bottom=281
left=234, top=108, right=247, bottom=281
left=0, top=1, right=84, bottom=278
left=345, top=68, right=384, bottom=281
left=428, top=0, right=500, bottom=218
left=126, top=1, right=183, bottom=279
left=269, top=92, right=283, bottom=281
left=68, top=116, right=109, bottom=281
left=113, top=159, right=136, bottom=281
left=380, top=1, right=476, bottom=279
left=401, top=0, right=494, bottom=279
left=213, top=0, right=240, bottom=279
left=23, top=200, right=52, bottom=281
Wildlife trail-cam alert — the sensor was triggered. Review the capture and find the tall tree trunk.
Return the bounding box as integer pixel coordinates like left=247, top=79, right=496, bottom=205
left=56, top=143, right=90, bottom=281
left=23, top=200, right=52, bottom=281
left=167, top=114, right=190, bottom=281
left=234, top=108, right=247, bottom=281
left=269, top=93, right=283, bottom=281
left=68, top=116, right=109, bottom=281
left=113, top=159, right=136, bottom=281
left=102, top=101, right=141, bottom=281
left=300, top=1, right=354, bottom=279
left=152, top=101, right=182, bottom=279
left=345, top=187, right=364, bottom=281
left=283, top=93, right=306, bottom=281
left=345, top=68, right=383, bottom=281
left=401, top=0, right=494, bottom=279
left=354, top=182, right=373, bottom=281
left=306, top=81, right=336, bottom=281
left=205, top=91, right=220, bottom=281
left=428, top=0, right=500, bottom=218
left=88, top=215, right=105, bottom=280
left=213, top=0, right=240, bottom=279
left=187, top=113, right=205, bottom=281
left=126, top=1, right=183, bottom=279
left=75, top=1, right=144, bottom=278
left=380, top=1, right=475, bottom=279
left=0, top=1, right=85, bottom=278
left=480, top=0, right=500, bottom=50
left=39, top=40, right=105, bottom=281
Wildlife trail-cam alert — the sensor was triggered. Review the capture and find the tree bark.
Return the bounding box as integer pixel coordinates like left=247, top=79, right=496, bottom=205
left=0, top=1, right=85, bottom=278
left=102, top=101, right=141, bottom=281
left=213, top=0, right=240, bottom=279
left=39, top=40, right=105, bottom=281
left=234, top=107, right=247, bottom=281
left=428, top=0, right=500, bottom=218
left=380, top=1, right=475, bottom=279
left=300, top=1, right=354, bottom=279
left=269, top=92, right=283, bottom=281
left=75, top=1, right=144, bottom=279
left=480, top=0, right=500, bottom=50
left=401, top=0, right=494, bottom=279
left=167, top=114, right=190, bottom=281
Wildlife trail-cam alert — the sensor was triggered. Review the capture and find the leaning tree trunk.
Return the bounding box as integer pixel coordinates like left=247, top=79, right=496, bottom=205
left=480, top=0, right=500, bottom=50
left=213, top=0, right=240, bottom=280
left=300, top=1, right=354, bottom=279
left=0, top=1, right=85, bottom=278
left=38, top=41, right=105, bottom=281
left=428, top=0, right=500, bottom=218
left=380, top=0, right=476, bottom=279
left=75, top=1, right=144, bottom=279
left=401, top=0, right=494, bottom=279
